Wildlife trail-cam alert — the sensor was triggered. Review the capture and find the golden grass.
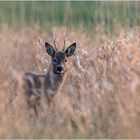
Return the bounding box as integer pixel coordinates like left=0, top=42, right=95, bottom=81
left=0, top=26, right=140, bottom=138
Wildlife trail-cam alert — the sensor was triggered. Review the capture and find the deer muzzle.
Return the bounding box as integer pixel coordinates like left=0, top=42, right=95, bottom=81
left=56, top=66, right=64, bottom=74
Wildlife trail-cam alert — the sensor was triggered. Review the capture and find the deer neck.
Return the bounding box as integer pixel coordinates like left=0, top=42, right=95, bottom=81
left=45, top=63, right=66, bottom=92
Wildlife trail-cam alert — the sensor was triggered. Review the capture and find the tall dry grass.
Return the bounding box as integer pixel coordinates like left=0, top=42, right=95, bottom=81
left=0, top=26, right=140, bottom=138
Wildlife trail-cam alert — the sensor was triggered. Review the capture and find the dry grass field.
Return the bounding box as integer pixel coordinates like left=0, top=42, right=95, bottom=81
left=0, top=26, right=140, bottom=138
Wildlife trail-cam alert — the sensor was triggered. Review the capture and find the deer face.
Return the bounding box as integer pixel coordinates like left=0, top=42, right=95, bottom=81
left=45, top=42, right=76, bottom=74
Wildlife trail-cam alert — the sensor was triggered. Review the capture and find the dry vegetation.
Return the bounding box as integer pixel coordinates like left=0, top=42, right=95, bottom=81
left=0, top=26, right=140, bottom=138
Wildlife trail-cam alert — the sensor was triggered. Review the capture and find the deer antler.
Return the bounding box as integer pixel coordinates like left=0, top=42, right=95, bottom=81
left=52, top=29, right=58, bottom=52
left=63, top=28, right=69, bottom=51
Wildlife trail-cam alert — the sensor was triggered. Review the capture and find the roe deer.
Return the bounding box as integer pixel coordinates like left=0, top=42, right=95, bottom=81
left=22, top=30, right=76, bottom=116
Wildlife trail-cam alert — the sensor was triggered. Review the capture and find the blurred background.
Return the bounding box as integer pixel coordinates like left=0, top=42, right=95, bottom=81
left=0, top=1, right=140, bottom=33
left=0, top=1, right=140, bottom=139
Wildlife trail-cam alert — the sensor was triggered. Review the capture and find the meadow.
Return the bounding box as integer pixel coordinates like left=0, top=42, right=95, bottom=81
left=0, top=1, right=140, bottom=33
left=0, top=1, right=140, bottom=139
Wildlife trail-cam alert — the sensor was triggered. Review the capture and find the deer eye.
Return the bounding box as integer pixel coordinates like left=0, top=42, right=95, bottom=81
left=64, top=59, right=67, bottom=62
left=53, top=59, right=56, bottom=63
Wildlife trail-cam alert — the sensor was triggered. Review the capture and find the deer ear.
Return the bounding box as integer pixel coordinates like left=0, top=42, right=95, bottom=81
left=45, top=42, right=55, bottom=56
left=65, top=43, right=76, bottom=57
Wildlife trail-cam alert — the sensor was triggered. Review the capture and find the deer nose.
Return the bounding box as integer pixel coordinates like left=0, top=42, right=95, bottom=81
left=57, top=66, right=64, bottom=74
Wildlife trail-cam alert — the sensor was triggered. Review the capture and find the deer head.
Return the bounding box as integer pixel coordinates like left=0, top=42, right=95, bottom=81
left=45, top=29, right=76, bottom=74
